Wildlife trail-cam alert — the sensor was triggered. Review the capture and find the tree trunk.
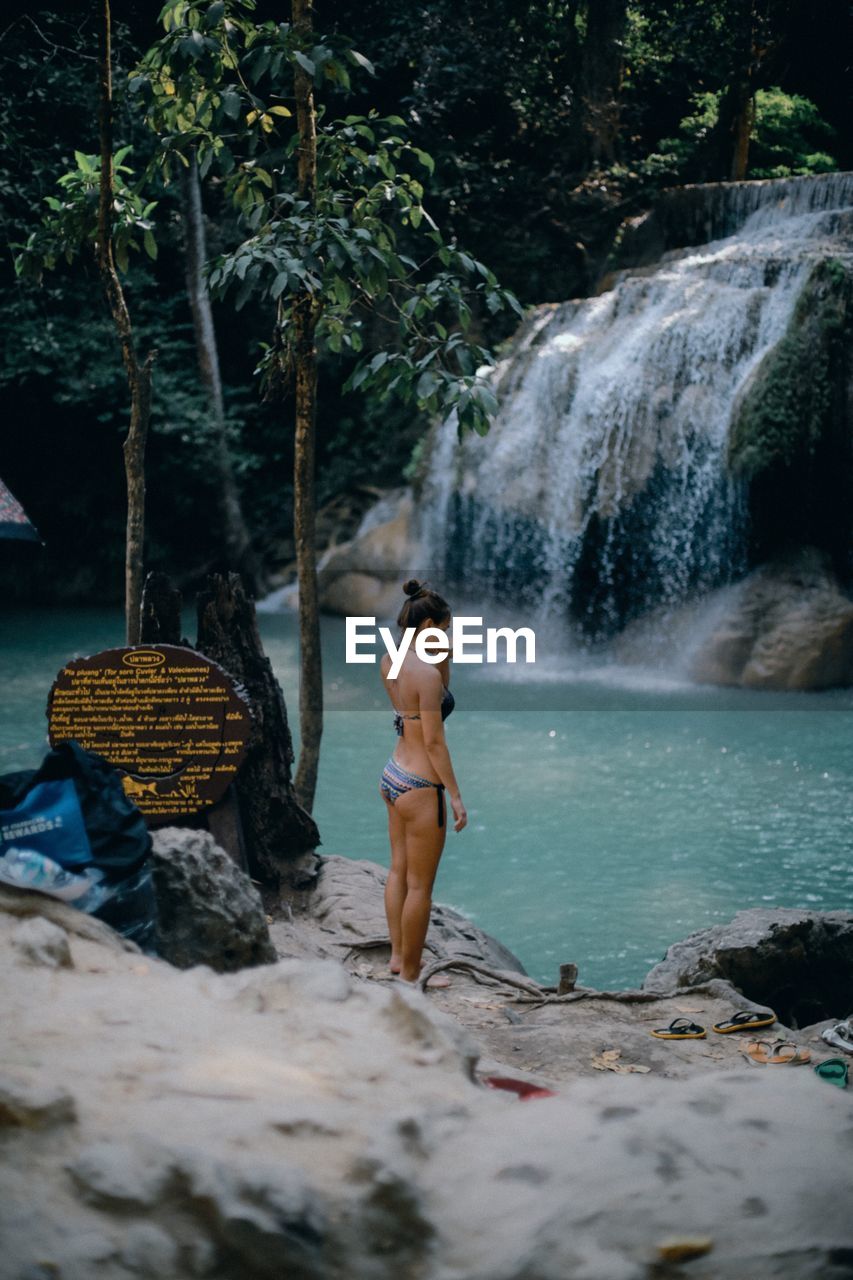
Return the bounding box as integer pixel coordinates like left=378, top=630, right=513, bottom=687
left=578, top=0, right=628, bottom=168
left=711, top=0, right=787, bottom=181
left=96, top=0, right=155, bottom=645
left=291, top=0, right=323, bottom=814
left=730, top=89, right=756, bottom=181
left=179, top=150, right=261, bottom=596
left=196, top=573, right=320, bottom=888
left=139, top=571, right=184, bottom=646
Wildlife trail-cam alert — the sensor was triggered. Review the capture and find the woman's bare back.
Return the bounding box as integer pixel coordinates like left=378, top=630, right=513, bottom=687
left=380, top=651, right=447, bottom=778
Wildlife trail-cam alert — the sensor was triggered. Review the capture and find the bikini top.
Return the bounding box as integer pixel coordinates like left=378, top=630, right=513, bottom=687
left=393, top=685, right=455, bottom=736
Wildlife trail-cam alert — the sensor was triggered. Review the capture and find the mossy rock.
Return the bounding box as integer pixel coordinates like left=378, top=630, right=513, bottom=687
left=728, top=257, right=853, bottom=479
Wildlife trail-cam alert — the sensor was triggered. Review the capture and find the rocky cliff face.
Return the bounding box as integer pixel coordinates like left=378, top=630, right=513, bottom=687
left=609, top=172, right=853, bottom=270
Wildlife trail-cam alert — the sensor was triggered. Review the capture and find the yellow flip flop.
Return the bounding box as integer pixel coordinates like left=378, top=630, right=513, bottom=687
left=651, top=1018, right=707, bottom=1040
left=712, top=1010, right=777, bottom=1034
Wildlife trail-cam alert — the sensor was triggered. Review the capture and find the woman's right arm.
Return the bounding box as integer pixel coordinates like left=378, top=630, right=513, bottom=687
left=419, top=670, right=467, bottom=831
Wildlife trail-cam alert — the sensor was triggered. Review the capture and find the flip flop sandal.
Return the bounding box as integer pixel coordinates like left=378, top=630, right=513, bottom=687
left=743, top=1039, right=777, bottom=1065
left=712, top=1009, right=777, bottom=1034
left=820, top=1020, right=853, bottom=1055
left=650, top=1018, right=706, bottom=1040
left=768, top=1040, right=811, bottom=1065
left=745, top=1039, right=810, bottom=1066
left=814, top=1058, right=849, bottom=1088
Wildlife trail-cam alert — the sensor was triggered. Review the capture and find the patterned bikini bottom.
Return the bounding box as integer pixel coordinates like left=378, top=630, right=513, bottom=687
left=379, top=755, right=445, bottom=828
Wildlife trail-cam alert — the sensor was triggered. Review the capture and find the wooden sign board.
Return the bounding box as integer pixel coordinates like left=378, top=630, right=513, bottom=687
left=47, top=645, right=252, bottom=823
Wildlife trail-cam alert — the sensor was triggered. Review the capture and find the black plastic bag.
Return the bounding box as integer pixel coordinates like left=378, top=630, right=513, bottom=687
left=0, top=739, right=151, bottom=880
left=0, top=740, right=157, bottom=951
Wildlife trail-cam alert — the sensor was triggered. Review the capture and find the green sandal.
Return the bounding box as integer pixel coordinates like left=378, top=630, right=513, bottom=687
left=814, top=1058, right=849, bottom=1089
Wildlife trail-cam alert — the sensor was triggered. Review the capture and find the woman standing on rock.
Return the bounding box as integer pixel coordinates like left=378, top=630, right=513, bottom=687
left=379, top=580, right=467, bottom=987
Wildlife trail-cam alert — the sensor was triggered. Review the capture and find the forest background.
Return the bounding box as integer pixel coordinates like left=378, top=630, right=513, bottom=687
left=1, top=0, right=849, bottom=605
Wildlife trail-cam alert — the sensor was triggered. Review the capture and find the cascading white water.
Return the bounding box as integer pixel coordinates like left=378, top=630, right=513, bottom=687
left=416, top=171, right=853, bottom=639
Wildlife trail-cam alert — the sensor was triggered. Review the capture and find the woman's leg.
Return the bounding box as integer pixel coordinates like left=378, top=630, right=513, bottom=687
left=395, top=785, right=447, bottom=983
left=381, top=786, right=408, bottom=973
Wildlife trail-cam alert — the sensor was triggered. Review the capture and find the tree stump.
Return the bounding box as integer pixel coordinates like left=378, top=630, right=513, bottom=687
left=195, top=573, right=320, bottom=888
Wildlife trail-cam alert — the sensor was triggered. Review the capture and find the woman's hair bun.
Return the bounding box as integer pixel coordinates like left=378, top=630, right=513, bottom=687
left=402, top=578, right=422, bottom=597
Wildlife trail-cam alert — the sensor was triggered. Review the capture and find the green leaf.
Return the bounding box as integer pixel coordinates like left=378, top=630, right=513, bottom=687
left=293, top=51, right=315, bottom=76
left=143, top=229, right=157, bottom=259
left=416, top=371, right=438, bottom=399
left=414, top=148, right=435, bottom=175
left=235, top=279, right=253, bottom=310
left=474, top=383, right=499, bottom=416
left=271, top=271, right=289, bottom=298
left=347, top=49, right=375, bottom=76
left=221, top=90, right=241, bottom=119
left=332, top=276, right=352, bottom=307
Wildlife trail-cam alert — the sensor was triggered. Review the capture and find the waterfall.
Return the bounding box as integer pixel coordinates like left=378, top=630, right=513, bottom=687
left=416, top=171, right=853, bottom=641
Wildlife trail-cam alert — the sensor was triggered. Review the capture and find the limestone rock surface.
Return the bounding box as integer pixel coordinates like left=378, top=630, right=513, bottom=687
left=151, top=827, right=277, bottom=972
left=1, top=896, right=852, bottom=1280
left=643, top=906, right=853, bottom=1026
left=689, top=548, right=853, bottom=690
left=11, top=915, right=74, bottom=968
left=315, top=488, right=424, bottom=619
left=272, top=853, right=527, bottom=976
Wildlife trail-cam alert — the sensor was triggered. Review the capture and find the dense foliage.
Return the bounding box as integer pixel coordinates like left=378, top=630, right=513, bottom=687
left=0, top=0, right=848, bottom=602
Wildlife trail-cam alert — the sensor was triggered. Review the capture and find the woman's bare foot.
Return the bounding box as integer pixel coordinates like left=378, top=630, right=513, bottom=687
left=392, top=966, right=452, bottom=988
left=388, top=947, right=451, bottom=987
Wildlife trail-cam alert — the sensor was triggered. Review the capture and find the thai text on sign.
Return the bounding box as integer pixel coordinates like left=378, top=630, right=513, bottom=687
left=47, top=645, right=251, bottom=821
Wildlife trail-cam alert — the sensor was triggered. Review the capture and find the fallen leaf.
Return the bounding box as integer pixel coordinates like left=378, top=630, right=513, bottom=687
left=657, top=1236, right=713, bottom=1262
left=591, top=1048, right=651, bottom=1074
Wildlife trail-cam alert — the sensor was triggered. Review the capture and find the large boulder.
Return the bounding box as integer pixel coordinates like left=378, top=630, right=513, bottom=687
left=151, top=827, right=277, bottom=972
left=316, top=488, right=424, bottom=619
left=643, top=907, right=853, bottom=1027
left=688, top=548, right=853, bottom=690
left=271, top=853, right=528, bottom=976
left=2, top=893, right=853, bottom=1280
